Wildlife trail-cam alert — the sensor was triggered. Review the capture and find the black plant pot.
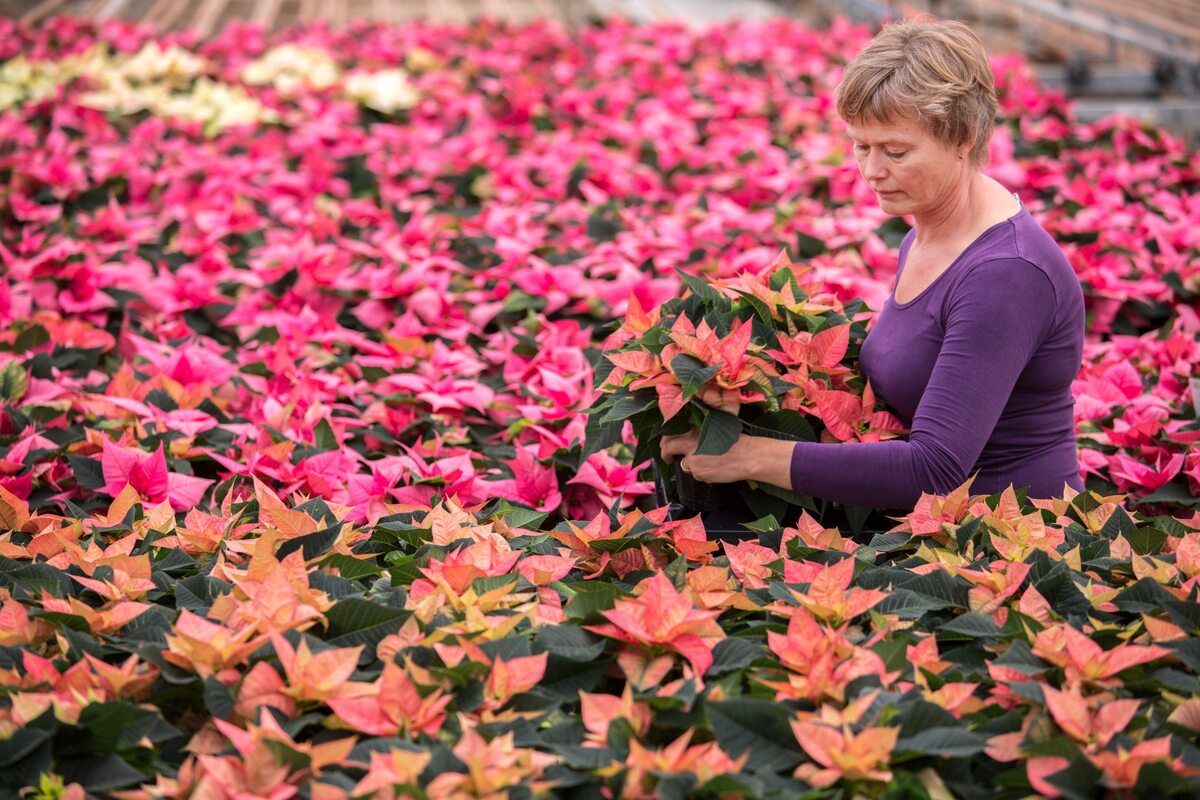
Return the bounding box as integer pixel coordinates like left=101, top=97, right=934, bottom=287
left=670, top=459, right=743, bottom=513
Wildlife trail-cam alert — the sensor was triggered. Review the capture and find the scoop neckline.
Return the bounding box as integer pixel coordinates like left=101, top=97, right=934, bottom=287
left=890, top=203, right=1028, bottom=310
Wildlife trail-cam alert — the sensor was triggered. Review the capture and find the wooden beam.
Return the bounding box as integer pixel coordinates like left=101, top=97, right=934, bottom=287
left=251, top=0, right=285, bottom=26
left=20, top=0, right=70, bottom=25
left=94, top=0, right=132, bottom=18
left=146, top=0, right=194, bottom=30
left=189, top=0, right=232, bottom=37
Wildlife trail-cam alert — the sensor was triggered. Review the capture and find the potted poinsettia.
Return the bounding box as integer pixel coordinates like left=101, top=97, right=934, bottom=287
left=582, top=250, right=905, bottom=520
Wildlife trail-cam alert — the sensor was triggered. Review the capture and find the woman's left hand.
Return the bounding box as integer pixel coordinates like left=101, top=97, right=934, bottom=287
left=660, top=431, right=795, bottom=489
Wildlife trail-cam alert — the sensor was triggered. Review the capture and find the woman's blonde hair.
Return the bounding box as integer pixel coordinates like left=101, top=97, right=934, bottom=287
left=835, top=18, right=998, bottom=166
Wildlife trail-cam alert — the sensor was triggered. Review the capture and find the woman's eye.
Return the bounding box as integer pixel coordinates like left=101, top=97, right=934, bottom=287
left=885, top=150, right=906, bottom=159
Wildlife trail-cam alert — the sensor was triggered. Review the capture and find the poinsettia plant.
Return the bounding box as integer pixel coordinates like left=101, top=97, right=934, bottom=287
left=584, top=250, right=904, bottom=514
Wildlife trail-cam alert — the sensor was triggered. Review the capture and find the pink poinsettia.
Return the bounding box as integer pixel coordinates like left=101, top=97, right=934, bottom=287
left=99, top=438, right=212, bottom=511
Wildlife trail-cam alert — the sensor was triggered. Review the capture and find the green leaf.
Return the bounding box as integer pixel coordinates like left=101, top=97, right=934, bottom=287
left=938, top=612, right=1005, bottom=639
left=534, top=625, right=607, bottom=662
left=492, top=506, right=551, bottom=531
left=322, top=599, right=409, bottom=649
left=321, top=553, right=383, bottom=581
left=75, top=702, right=182, bottom=751
left=13, top=324, right=50, bottom=353
left=1125, top=527, right=1167, bottom=555
left=175, top=574, right=231, bottom=613
left=204, top=677, right=235, bottom=720
left=675, top=268, right=727, bottom=306
left=694, top=408, right=741, bottom=456
left=313, top=418, right=338, bottom=451
left=875, top=588, right=952, bottom=619
left=563, top=582, right=621, bottom=622
left=894, top=727, right=986, bottom=759
left=670, top=354, right=720, bottom=401
left=0, top=728, right=50, bottom=768
left=0, top=360, right=28, bottom=403
left=742, top=410, right=816, bottom=442
left=277, top=524, right=342, bottom=561
left=1136, top=482, right=1200, bottom=508
left=580, top=409, right=624, bottom=463
left=707, top=637, right=763, bottom=676
left=902, top=569, right=970, bottom=609
left=707, top=699, right=805, bottom=772
left=1043, top=754, right=1104, bottom=800
left=62, top=755, right=147, bottom=792
left=599, top=393, right=657, bottom=424
left=526, top=657, right=611, bottom=704
left=1099, top=505, right=1138, bottom=539
left=67, top=454, right=107, bottom=490
left=795, top=230, right=826, bottom=258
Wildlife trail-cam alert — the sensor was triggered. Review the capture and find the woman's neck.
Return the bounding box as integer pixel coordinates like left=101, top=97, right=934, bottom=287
left=911, top=172, right=984, bottom=249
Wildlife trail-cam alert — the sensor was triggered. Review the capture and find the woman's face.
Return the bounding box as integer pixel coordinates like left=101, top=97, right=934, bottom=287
left=845, top=115, right=969, bottom=219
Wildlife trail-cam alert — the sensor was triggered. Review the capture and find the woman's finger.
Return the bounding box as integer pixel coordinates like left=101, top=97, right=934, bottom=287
left=660, top=430, right=700, bottom=459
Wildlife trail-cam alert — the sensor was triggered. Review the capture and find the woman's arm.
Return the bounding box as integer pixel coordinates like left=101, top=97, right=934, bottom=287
left=664, top=258, right=1060, bottom=509
left=660, top=429, right=795, bottom=489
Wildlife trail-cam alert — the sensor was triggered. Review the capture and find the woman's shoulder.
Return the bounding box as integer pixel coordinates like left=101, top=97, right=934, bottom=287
left=960, top=209, right=1078, bottom=292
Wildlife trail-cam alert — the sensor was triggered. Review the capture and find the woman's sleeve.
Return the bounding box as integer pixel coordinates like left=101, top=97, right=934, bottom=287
left=787, top=257, right=1057, bottom=509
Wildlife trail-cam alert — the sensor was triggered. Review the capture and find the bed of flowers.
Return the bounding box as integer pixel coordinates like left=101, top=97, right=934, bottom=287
left=1, top=12, right=1199, bottom=799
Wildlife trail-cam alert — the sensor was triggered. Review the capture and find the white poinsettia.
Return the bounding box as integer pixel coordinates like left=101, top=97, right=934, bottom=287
left=342, top=68, right=420, bottom=114
left=114, top=42, right=208, bottom=85
left=240, top=44, right=341, bottom=96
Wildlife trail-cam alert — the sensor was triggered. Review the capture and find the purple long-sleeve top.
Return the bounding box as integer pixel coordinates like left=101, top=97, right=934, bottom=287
left=789, top=205, right=1086, bottom=509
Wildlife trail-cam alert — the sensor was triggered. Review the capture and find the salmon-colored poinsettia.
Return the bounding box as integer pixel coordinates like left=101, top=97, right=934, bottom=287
left=776, top=557, right=888, bottom=624
left=327, top=659, right=452, bottom=739
left=425, top=719, right=557, bottom=799
left=791, top=717, right=900, bottom=789
left=1031, top=624, right=1168, bottom=688
left=759, top=608, right=896, bottom=703
left=623, top=730, right=748, bottom=799
left=585, top=571, right=725, bottom=678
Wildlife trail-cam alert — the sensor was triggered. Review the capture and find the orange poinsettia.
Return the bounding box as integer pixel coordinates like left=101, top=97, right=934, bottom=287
left=163, top=610, right=268, bottom=681
left=722, top=539, right=776, bottom=590
left=207, top=545, right=333, bottom=634
left=3, top=651, right=157, bottom=726
left=38, top=590, right=151, bottom=635
left=715, top=250, right=841, bottom=320
left=781, top=512, right=858, bottom=553
left=660, top=315, right=779, bottom=417
left=410, top=537, right=521, bottom=599
left=425, top=720, right=556, bottom=799
left=351, top=748, right=432, bottom=800
left=759, top=608, right=895, bottom=704
left=768, top=323, right=853, bottom=384
left=1031, top=624, right=1168, bottom=688
left=327, top=659, right=452, bottom=738
left=807, top=381, right=905, bottom=443
left=193, top=714, right=355, bottom=800
left=585, top=571, right=725, bottom=679
left=1041, top=685, right=1141, bottom=749
left=949, top=559, right=1032, bottom=621
left=235, top=661, right=296, bottom=722
left=904, top=636, right=984, bottom=716
left=791, top=717, right=899, bottom=789
left=269, top=633, right=362, bottom=704
left=0, top=591, right=53, bottom=647
left=482, top=652, right=548, bottom=713
left=684, top=565, right=760, bottom=612
left=623, top=730, right=748, bottom=799
left=775, top=557, right=888, bottom=624
left=550, top=507, right=670, bottom=579
left=580, top=684, right=652, bottom=747
left=890, top=477, right=974, bottom=542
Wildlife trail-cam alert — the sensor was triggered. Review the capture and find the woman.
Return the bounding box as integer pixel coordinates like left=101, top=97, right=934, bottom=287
left=661, top=18, right=1085, bottom=510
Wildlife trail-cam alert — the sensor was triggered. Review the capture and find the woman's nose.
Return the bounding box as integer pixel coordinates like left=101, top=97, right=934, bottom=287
left=861, top=150, right=887, bottom=181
